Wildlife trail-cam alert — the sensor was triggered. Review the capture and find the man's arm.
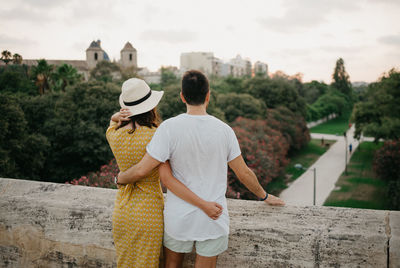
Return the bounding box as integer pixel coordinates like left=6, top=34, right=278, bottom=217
left=118, top=153, right=160, bottom=184
left=159, top=162, right=222, bottom=220
left=228, top=155, right=285, bottom=206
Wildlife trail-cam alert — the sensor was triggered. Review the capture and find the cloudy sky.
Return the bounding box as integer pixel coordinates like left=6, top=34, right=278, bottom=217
left=1, top=0, right=399, bottom=82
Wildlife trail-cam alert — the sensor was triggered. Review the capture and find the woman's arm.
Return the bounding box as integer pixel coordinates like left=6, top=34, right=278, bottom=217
left=110, top=109, right=131, bottom=125
left=159, top=162, right=223, bottom=220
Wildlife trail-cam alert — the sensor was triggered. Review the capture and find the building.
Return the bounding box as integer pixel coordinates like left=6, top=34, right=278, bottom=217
left=254, top=61, right=268, bottom=77
left=13, top=40, right=138, bottom=81
left=180, top=52, right=219, bottom=76
left=119, top=42, right=137, bottom=69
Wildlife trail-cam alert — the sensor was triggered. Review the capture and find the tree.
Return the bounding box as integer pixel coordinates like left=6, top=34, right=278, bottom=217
left=332, top=58, right=352, bottom=96
left=160, top=67, right=179, bottom=87
left=20, top=81, right=121, bottom=182
left=245, top=76, right=307, bottom=117
left=51, top=64, right=82, bottom=91
left=90, top=61, right=121, bottom=82
left=302, top=80, right=328, bottom=104
left=0, top=94, right=49, bottom=180
left=373, top=140, right=400, bottom=209
left=1, top=50, right=12, bottom=65
left=0, top=64, right=36, bottom=95
left=30, top=59, right=54, bottom=95
left=12, top=53, right=23, bottom=64
left=216, top=93, right=266, bottom=122
left=353, top=69, right=400, bottom=141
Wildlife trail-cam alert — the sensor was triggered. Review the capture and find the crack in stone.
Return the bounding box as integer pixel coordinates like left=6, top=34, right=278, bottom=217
left=385, top=211, right=391, bottom=268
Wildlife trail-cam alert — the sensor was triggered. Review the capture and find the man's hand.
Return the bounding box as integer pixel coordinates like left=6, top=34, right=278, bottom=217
left=200, top=201, right=223, bottom=220
left=264, top=194, right=285, bottom=206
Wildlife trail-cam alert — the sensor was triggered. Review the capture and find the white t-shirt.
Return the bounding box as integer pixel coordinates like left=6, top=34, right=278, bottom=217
left=146, top=113, right=241, bottom=241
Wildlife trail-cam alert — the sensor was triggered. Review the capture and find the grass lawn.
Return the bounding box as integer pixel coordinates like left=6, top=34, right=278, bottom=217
left=310, top=112, right=351, bottom=135
left=323, top=141, right=388, bottom=210
left=267, top=139, right=336, bottom=195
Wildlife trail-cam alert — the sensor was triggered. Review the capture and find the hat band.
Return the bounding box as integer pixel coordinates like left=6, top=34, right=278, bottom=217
left=123, top=91, right=152, bottom=106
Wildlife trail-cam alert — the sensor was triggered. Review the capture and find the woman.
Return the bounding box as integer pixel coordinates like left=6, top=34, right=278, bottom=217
left=106, top=78, right=222, bottom=267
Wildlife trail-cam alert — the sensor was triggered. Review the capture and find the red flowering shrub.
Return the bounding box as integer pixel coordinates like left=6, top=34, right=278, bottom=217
left=373, top=140, right=400, bottom=210
left=373, top=140, right=400, bottom=182
left=267, top=106, right=310, bottom=152
left=228, top=117, right=290, bottom=200
left=66, top=158, right=119, bottom=189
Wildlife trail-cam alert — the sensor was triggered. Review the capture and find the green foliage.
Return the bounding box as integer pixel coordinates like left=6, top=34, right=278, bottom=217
left=160, top=67, right=179, bottom=87
left=30, top=59, right=54, bottom=95
left=245, top=76, right=307, bottom=117
left=50, top=64, right=82, bottom=91
left=331, top=58, right=352, bottom=96
left=0, top=64, right=36, bottom=95
left=19, top=81, right=120, bottom=182
left=353, top=69, right=400, bottom=140
left=307, top=88, right=351, bottom=121
left=0, top=94, right=49, bottom=179
left=210, top=76, right=246, bottom=94
left=90, top=61, right=121, bottom=82
left=1, top=50, right=12, bottom=65
left=216, top=93, right=266, bottom=122
left=302, top=80, right=328, bottom=104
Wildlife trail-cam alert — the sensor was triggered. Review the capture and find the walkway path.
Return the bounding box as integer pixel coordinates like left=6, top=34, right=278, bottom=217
left=280, top=125, right=361, bottom=206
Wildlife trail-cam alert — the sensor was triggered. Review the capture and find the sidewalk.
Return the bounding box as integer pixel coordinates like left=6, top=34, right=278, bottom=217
left=279, top=125, right=359, bottom=206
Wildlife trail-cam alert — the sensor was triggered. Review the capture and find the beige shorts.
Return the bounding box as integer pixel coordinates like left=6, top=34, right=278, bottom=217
left=163, top=232, right=229, bottom=257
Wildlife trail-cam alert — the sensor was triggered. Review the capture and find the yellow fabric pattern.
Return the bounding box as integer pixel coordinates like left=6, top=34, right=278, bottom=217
left=106, top=122, right=164, bottom=268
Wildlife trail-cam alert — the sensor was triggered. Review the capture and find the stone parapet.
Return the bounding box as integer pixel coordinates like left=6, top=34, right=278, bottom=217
left=0, top=178, right=398, bottom=267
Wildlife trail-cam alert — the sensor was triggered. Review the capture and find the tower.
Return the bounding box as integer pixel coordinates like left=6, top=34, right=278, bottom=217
left=86, top=40, right=105, bottom=69
left=120, top=42, right=137, bottom=69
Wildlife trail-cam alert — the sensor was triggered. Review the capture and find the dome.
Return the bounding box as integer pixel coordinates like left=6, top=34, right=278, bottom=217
left=103, top=52, right=110, bottom=61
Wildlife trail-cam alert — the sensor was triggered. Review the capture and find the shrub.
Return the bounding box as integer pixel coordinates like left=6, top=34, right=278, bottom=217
left=67, top=159, right=118, bottom=189
left=373, top=139, right=400, bottom=210
left=373, top=139, right=400, bottom=182
left=228, top=117, right=289, bottom=200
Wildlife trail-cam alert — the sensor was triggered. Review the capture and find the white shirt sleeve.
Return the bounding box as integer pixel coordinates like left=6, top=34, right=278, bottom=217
left=227, top=127, right=241, bottom=162
left=146, top=122, right=170, bottom=163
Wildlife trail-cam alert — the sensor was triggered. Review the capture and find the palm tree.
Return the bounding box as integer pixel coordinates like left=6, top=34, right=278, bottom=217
left=51, top=64, right=82, bottom=91
left=31, top=59, right=54, bottom=95
left=12, top=53, right=23, bottom=64
left=1, top=50, right=12, bottom=65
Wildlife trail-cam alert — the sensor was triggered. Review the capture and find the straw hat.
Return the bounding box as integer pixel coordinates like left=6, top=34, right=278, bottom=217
left=119, top=78, right=164, bottom=116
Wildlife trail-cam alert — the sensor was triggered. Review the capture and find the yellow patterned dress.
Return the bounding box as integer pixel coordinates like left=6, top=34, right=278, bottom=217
left=106, top=122, right=164, bottom=268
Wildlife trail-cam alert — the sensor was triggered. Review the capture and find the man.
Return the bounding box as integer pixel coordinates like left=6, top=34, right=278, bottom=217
left=118, top=70, right=285, bottom=268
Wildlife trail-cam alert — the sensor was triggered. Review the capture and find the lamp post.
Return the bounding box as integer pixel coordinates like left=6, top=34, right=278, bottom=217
left=294, top=163, right=317, bottom=206
left=343, top=131, right=348, bottom=175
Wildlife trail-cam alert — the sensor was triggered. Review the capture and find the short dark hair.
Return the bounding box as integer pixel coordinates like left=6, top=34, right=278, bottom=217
left=181, top=70, right=209, bottom=105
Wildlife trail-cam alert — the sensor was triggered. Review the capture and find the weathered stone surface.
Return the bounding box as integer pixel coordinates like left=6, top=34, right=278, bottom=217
left=390, top=212, right=400, bottom=268
left=0, top=178, right=399, bottom=267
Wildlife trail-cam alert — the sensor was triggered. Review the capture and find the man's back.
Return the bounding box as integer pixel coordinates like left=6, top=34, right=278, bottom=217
left=146, top=113, right=241, bottom=241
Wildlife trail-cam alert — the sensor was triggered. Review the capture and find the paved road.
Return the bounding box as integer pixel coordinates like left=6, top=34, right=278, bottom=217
left=279, top=125, right=361, bottom=206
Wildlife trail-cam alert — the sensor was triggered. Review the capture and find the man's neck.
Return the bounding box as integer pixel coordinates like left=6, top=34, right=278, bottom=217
left=186, top=104, right=207, bottom=115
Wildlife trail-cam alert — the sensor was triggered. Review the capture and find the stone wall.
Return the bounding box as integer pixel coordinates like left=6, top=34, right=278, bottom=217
left=0, top=178, right=399, bottom=268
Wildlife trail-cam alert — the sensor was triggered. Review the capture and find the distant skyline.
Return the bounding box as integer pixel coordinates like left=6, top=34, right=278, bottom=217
left=1, top=0, right=400, bottom=83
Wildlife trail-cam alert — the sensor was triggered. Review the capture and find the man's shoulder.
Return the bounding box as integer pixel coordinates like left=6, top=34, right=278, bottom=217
left=208, top=115, right=234, bottom=131
left=159, top=114, right=185, bottom=127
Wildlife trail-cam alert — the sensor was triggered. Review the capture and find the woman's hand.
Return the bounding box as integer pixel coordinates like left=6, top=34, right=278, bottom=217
left=119, top=108, right=132, bottom=121
left=200, top=201, right=223, bottom=220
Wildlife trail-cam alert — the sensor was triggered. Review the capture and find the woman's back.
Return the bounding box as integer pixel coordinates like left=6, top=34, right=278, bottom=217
left=106, top=121, right=163, bottom=268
